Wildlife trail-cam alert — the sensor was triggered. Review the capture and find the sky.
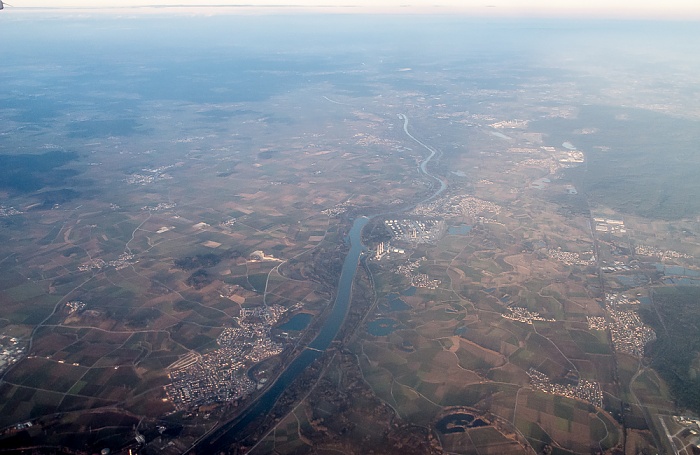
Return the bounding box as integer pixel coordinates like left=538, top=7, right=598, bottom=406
left=6, top=0, right=700, bottom=19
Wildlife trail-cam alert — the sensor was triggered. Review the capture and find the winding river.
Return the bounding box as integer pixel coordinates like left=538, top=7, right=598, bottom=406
left=399, top=113, right=447, bottom=200
left=193, top=114, right=444, bottom=452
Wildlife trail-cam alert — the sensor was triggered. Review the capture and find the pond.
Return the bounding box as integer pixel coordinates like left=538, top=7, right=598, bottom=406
left=531, top=177, right=551, bottom=189
left=277, top=313, right=313, bottom=331
left=454, top=326, right=468, bottom=336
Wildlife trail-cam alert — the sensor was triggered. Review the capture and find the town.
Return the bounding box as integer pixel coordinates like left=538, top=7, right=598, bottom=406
left=164, top=305, right=287, bottom=409
left=412, top=194, right=502, bottom=219
left=605, top=293, right=656, bottom=358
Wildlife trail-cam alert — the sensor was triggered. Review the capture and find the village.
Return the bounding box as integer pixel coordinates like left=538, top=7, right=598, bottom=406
left=527, top=368, right=604, bottom=408
left=78, top=251, right=136, bottom=272
left=0, top=205, right=22, bottom=217
left=502, top=306, right=555, bottom=324
left=0, top=336, right=25, bottom=375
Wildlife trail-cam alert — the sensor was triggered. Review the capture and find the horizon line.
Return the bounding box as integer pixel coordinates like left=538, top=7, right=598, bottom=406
left=5, top=5, right=700, bottom=20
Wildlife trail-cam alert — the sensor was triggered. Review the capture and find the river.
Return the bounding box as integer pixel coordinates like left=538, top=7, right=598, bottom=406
left=399, top=113, right=447, bottom=199
left=192, top=114, right=443, bottom=452
left=194, top=217, right=369, bottom=452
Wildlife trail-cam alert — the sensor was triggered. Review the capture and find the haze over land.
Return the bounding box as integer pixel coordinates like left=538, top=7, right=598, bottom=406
left=1, top=8, right=700, bottom=455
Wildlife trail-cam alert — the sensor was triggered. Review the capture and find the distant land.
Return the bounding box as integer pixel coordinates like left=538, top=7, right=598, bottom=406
left=0, top=13, right=699, bottom=455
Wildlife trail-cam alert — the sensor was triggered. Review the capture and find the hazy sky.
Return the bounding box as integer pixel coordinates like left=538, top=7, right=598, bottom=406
left=8, top=0, right=700, bottom=18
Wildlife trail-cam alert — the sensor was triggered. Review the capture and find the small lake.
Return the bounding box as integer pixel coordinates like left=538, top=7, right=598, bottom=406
left=386, top=293, right=410, bottom=311
left=663, top=277, right=700, bottom=285
left=531, top=177, right=551, bottom=189
left=655, top=263, right=700, bottom=277
left=638, top=296, right=652, bottom=305
left=448, top=225, right=472, bottom=235
left=436, top=413, right=489, bottom=434
left=401, top=286, right=417, bottom=296
left=277, top=313, right=313, bottom=331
